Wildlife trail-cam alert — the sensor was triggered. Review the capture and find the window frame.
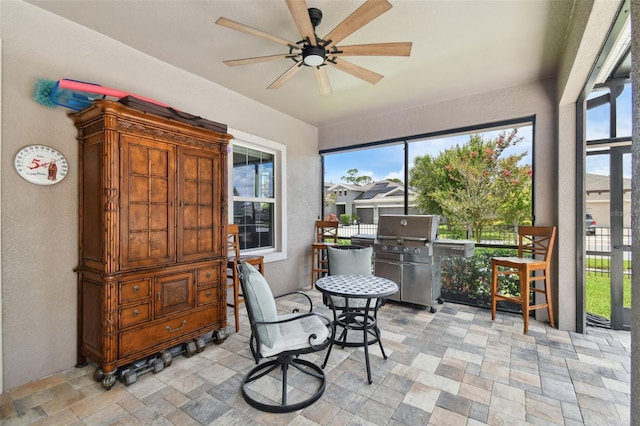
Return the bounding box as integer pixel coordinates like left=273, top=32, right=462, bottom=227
left=228, top=128, right=287, bottom=262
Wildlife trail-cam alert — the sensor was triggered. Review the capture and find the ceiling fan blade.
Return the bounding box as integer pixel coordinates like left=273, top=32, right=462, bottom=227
left=223, top=54, right=297, bottom=67
left=324, top=0, right=393, bottom=49
left=216, top=17, right=299, bottom=48
left=332, top=42, right=412, bottom=57
left=285, top=0, right=317, bottom=46
left=328, top=58, right=383, bottom=85
left=267, top=62, right=304, bottom=89
left=313, top=67, right=332, bottom=95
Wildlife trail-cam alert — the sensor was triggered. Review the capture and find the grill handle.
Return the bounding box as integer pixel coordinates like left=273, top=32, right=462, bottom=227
left=377, top=235, right=430, bottom=243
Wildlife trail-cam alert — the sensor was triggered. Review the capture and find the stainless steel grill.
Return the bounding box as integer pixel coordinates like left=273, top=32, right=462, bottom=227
left=371, top=215, right=474, bottom=311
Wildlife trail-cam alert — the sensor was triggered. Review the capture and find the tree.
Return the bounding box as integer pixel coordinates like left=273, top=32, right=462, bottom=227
left=341, top=168, right=373, bottom=186
left=324, top=191, right=337, bottom=207
left=409, top=130, right=531, bottom=242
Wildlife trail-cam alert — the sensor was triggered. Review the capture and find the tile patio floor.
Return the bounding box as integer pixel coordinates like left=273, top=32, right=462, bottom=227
left=0, top=291, right=631, bottom=425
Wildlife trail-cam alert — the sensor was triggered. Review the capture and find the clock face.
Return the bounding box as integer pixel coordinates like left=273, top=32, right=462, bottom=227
left=14, top=145, right=69, bottom=185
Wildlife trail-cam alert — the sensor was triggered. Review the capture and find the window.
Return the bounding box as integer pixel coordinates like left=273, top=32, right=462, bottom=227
left=321, top=120, right=533, bottom=238
left=228, top=129, right=287, bottom=262
left=320, top=119, right=534, bottom=310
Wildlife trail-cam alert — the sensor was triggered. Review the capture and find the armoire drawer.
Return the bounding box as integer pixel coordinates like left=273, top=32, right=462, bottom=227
left=119, top=278, right=152, bottom=304
left=118, top=308, right=217, bottom=357
left=197, top=286, right=220, bottom=306
left=119, top=302, right=151, bottom=328
left=197, top=266, right=220, bottom=286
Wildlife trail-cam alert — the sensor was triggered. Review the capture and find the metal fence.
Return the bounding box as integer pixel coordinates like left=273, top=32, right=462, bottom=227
left=341, top=222, right=631, bottom=315
left=341, top=222, right=519, bottom=246
left=585, top=226, right=632, bottom=276
left=341, top=222, right=632, bottom=276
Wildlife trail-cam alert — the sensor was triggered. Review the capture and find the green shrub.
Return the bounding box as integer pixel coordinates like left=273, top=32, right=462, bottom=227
left=440, top=248, right=631, bottom=319
left=339, top=214, right=351, bottom=225
left=440, top=247, right=520, bottom=306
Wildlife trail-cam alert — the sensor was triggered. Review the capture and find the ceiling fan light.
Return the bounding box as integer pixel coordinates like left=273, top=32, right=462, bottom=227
left=302, top=45, right=326, bottom=66
left=304, top=54, right=324, bottom=66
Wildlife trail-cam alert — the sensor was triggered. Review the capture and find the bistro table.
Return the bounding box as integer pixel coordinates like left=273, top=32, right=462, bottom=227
left=315, top=274, right=398, bottom=384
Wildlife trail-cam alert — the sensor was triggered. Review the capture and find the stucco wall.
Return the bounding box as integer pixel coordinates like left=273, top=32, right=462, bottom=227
left=0, top=1, right=319, bottom=390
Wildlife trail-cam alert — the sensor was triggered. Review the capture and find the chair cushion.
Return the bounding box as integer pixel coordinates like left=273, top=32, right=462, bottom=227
left=240, top=262, right=278, bottom=348
left=260, top=313, right=330, bottom=358
left=327, top=246, right=372, bottom=275
left=327, top=246, right=374, bottom=309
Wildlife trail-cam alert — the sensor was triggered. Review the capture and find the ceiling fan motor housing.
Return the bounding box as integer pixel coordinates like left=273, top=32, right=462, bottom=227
left=302, top=44, right=326, bottom=66
left=308, top=8, right=322, bottom=28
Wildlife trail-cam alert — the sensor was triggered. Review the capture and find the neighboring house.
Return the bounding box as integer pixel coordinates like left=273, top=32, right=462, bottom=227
left=586, top=173, right=632, bottom=227
left=326, top=174, right=632, bottom=229
left=325, top=180, right=419, bottom=224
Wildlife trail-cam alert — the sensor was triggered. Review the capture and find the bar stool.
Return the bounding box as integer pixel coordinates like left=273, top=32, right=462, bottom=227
left=227, top=224, right=264, bottom=332
left=491, top=225, right=556, bottom=333
left=310, top=220, right=339, bottom=288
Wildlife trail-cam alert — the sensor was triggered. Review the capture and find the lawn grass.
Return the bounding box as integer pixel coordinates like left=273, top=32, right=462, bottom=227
left=586, top=272, right=631, bottom=318
left=586, top=257, right=632, bottom=271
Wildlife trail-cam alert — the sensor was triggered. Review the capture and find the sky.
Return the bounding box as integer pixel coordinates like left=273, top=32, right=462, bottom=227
left=324, top=126, right=533, bottom=185
left=324, top=85, right=632, bottom=185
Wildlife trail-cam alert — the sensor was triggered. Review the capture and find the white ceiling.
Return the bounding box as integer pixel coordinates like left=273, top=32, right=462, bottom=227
left=28, top=0, right=574, bottom=127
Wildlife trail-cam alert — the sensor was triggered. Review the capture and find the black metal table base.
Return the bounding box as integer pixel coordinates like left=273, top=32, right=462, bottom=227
left=322, top=308, right=388, bottom=384
left=315, top=274, right=398, bottom=384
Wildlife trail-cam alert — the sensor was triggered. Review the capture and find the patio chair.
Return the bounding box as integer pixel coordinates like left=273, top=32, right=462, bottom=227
left=491, top=225, right=557, bottom=333
left=323, top=245, right=386, bottom=354
left=310, top=220, right=339, bottom=288
left=237, top=262, right=333, bottom=413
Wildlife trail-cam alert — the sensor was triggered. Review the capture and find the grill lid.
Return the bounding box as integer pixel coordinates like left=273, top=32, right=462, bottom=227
left=376, top=215, right=440, bottom=244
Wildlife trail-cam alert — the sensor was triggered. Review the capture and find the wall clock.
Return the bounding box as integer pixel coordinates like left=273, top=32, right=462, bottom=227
left=14, top=145, right=69, bottom=185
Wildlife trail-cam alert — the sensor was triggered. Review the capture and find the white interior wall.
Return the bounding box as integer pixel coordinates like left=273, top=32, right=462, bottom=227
left=0, top=1, right=319, bottom=390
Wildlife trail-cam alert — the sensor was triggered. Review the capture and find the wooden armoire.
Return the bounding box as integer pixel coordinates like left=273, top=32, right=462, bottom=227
left=71, top=100, right=231, bottom=389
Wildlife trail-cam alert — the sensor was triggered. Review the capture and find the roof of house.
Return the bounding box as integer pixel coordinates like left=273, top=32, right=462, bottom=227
left=587, top=173, right=631, bottom=192
left=327, top=180, right=415, bottom=200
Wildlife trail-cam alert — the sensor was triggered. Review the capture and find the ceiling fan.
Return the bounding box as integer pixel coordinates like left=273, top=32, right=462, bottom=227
left=216, top=0, right=412, bottom=95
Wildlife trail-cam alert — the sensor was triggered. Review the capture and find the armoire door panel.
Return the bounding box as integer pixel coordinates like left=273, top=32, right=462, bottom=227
left=155, top=271, right=195, bottom=317
left=150, top=177, right=168, bottom=202
left=197, top=229, right=214, bottom=252
left=178, top=150, right=222, bottom=262
left=149, top=205, right=168, bottom=229
left=199, top=183, right=213, bottom=205
left=128, top=175, right=150, bottom=202
left=121, top=136, right=176, bottom=269
left=149, top=231, right=170, bottom=258
left=129, top=205, right=150, bottom=230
